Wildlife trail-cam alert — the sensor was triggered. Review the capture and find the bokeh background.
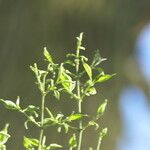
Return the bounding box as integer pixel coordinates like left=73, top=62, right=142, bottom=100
left=0, top=0, right=150, bottom=150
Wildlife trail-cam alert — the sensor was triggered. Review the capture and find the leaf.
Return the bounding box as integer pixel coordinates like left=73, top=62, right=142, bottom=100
left=69, top=134, right=77, bottom=148
left=56, top=113, right=64, bottom=121
left=57, top=64, right=75, bottom=92
left=66, top=53, right=76, bottom=58
left=63, top=60, right=75, bottom=66
left=80, top=55, right=88, bottom=62
left=85, top=87, right=97, bottom=96
left=53, top=90, right=60, bottom=100
left=88, top=121, right=99, bottom=130
left=76, top=32, right=84, bottom=51
left=83, top=63, right=92, bottom=79
left=47, top=143, right=62, bottom=150
left=24, top=120, right=30, bottom=130
left=0, top=145, right=6, bottom=150
left=43, top=118, right=53, bottom=126
left=99, top=128, right=108, bottom=138
left=23, top=136, right=39, bottom=149
left=97, top=99, right=108, bottom=117
left=94, top=74, right=115, bottom=83
left=57, top=127, right=62, bottom=133
left=91, top=50, right=107, bottom=67
left=0, top=99, right=17, bottom=110
left=63, top=123, right=69, bottom=133
left=30, top=63, right=38, bottom=75
left=0, top=124, right=10, bottom=145
left=16, top=96, right=20, bottom=108
left=67, top=114, right=83, bottom=121
left=23, top=105, right=39, bottom=118
left=43, top=47, right=53, bottom=64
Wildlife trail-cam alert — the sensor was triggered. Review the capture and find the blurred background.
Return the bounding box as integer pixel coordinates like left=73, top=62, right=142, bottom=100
left=0, top=0, right=150, bottom=150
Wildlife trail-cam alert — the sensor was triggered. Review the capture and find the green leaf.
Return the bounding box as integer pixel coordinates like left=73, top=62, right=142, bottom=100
left=66, top=53, right=76, bottom=58
left=23, top=136, right=39, bottom=149
left=69, top=134, right=77, bottom=148
left=99, top=128, right=108, bottom=138
left=0, top=145, right=6, bottom=150
left=83, top=63, right=92, bottom=79
left=43, top=47, right=53, bottom=64
left=47, top=143, right=62, bottom=150
left=0, top=99, right=17, bottom=110
left=85, top=87, right=97, bottom=96
left=80, top=55, right=88, bottom=62
left=67, top=114, right=83, bottom=121
left=23, top=105, right=39, bottom=118
left=63, top=123, right=69, bottom=133
left=53, top=90, right=60, bottom=100
left=30, top=63, right=38, bottom=75
left=94, top=74, right=115, bottom=83
left=24, top=120, right=30, bottom=130
left=57, top=64, right=75, bottom=92
left=97, top=99, right=108, bottom=117
left=76, top=32, right=84, bottom=51
left=43, top=118, right=53, bottom=126
left=91, top=50, right=107, bottom=67
left=16, top=96, right=20, bottom=108
left=56, top=113, right=64, bottom=121
left=63, top=60, right=75, bottom=66
left=0, top=124, right=10, bottom=145
left=88, top=121, right=99, bottom=130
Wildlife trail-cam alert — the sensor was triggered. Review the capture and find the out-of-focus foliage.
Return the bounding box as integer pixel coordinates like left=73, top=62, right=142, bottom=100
left=0, top=0, right=150, bottom=150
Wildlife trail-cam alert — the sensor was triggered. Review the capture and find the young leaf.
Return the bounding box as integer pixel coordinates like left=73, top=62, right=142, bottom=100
left=63, top=123, right=69, bottom=133
left=85, top=87, right=97, bottom=96
left=59, top=71, right=75, bottom=92
left=94, top=74, right=115, bottom=84
left=97, top=99, right=108, bottom=117
left=99, top=128, right=108, bottom=138
left=64, top=60, right=75, bottom=66
left=0, top=124, right=10, bottom=145
left=76, top=32, right=84, bottom=51
left=47, top=143, right=62, bottom=150
left=91, top=50, right=107, bottom=67
left=80, top=55, right=88, bottom=62
left=67, top=114, right=83, bottom=121
left=23, top=137, right=39, bottom=149
left=88, top=121, right=99, bottom=130
left=69, top=134, right=77, bottom=148
left=16, top=96, right=20, bottom=108
left=43, top=47, right=53, bottom=64
left=83, top=63, right=92, bottom=79
left=0, top=99, right=18, bottom=110
left=43, top=118, right=54, bottom=126
left=23, top=105, right=39, bottom=118
left=30, top=63, right=38, bottom=75
left=53, top=90, right=60, bottom=100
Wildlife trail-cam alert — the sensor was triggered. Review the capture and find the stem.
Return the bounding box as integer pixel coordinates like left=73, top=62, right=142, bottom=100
left=76, top=44, right=83, bottom=150
left=38, top=94, right=46, bottom=150
left=96, top=137, right=102, bottom=150
left=77, top=98, right=83, bottom=150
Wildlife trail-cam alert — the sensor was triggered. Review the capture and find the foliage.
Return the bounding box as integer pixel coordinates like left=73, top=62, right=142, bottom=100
left=0, top=33, right=114, bottom=150
left=0, top=124, right=10, bottom=150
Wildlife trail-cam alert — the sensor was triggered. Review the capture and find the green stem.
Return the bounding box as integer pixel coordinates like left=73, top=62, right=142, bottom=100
left=77, top=97, right=83, bottom=150
left=96, top=137, right=102, bottom=150
left=76, top=45, right=83, bottom=150
left=38, top=94, right=46, bottom=150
